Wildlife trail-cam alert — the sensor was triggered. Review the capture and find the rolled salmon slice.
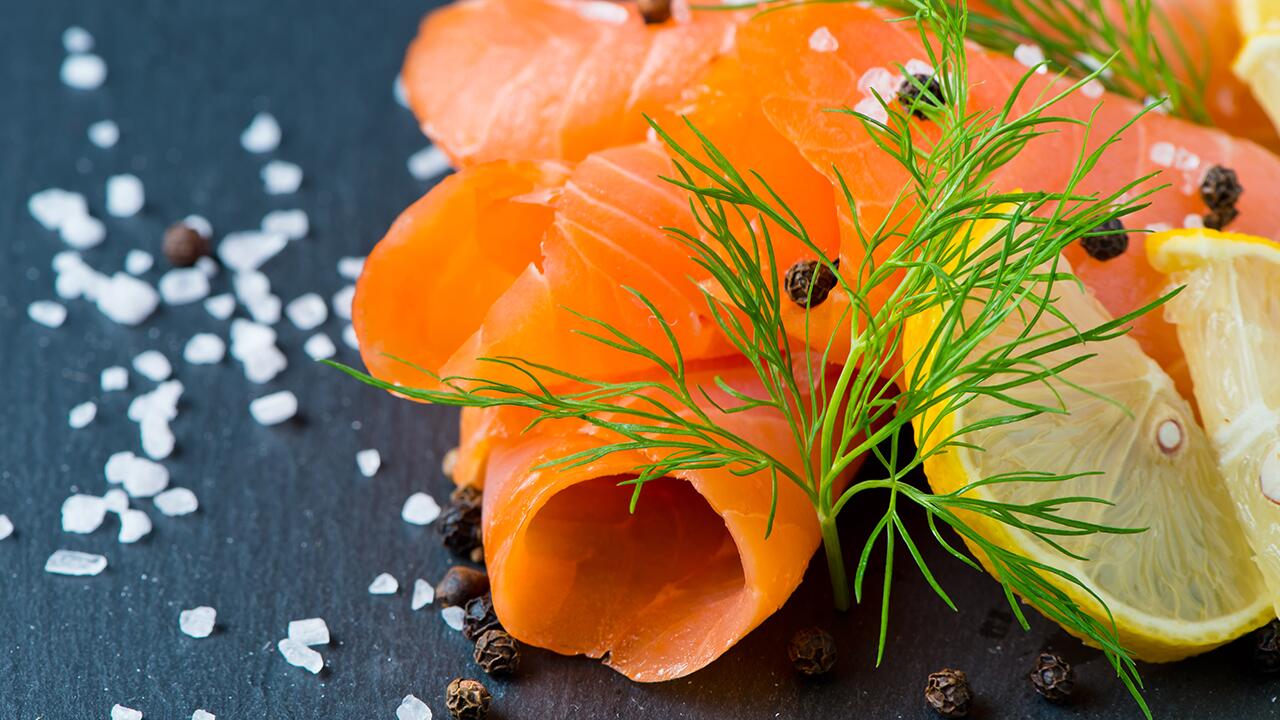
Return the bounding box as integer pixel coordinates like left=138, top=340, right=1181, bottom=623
left=470, top=363, right=857, bottom=681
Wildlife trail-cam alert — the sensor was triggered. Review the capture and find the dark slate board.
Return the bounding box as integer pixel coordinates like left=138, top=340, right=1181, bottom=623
left=0, top=1, right=1275, bottom=717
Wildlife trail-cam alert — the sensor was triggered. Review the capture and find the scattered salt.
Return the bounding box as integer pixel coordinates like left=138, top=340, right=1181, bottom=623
left=184, top=333, right=226, bottom=365
left=103, top=488, right=129, bottom=514
left=1149, top=141, right=1176, bottom=167
left=97, top=272, right=160, bottom=325
left=277, top=638, right=323, bottom=674
left=230, top=318, right=277, bottom=355
left=332, top=285, right=355, bottom=320
left=56, top=259, right=105, bottom=300
left=125, top=249, right=154, bottom=275
left=29, top=188, right=87, bottom=230
left=262, top=160, right=303, bottom=194
left=111, top=704, right=142, bottom=720
left=179, top=606, right=217, bottom=638
left=185, top=214, right=214, bottom=241
left=288, top=617, right=330, bottom=646
left=61, top=53, right=107, bottom=89
left=133, top=350, right=172, bottom=382
left=88, top=119, right=120, bottom=149
left=303, top=333, right=336, bottom=361
left=61, top=494, right=107, bottom=534
left=1081, top=79, right=1105, bottom=99
left=59, top=213, right=106, bottom=249
left=369, top=573, right=399, bottom=595
left=63, top=26, right=94, bottom=53
left=1183, top=213, right=1205, bottom=229
left=204, top=294, right=235, bottom=320
left=411, top=579, right=434, bottom=610
left=261, top=209, right=309, bottom=240
left=394, top=73, right=409, bottom=108
left=105, top=451, right=137, bottom=484
left=45, top=549, right=107, bottom=576
left=218, top=231, right=288, bottom=273
left=285, top=293, right=328, bottom=331
left=337, top=256, right=365, bottom=280
left=0, top=515, right=11, bottom=541
left=193, top=712, right=216, bottom=720
left=401, top=493, right=441, bottom=526
left=356, top=449, right=382, bottom=478
left=808, top=26, right=838, bottom=53
left=68, top=401, right=97, bottom=429
left=28, top=300, right=67, bottom=328
left=241, top=112, right=281, bottom=154
left=343, top=324, right=359, bottom=350
left=441, top=606, right=466, bottom=631
left=106, top=174, right=145, bottom=217
left=118, top=508, right=153, bottom=543
left=408, top=146, right=450, bottom=181
left=397, top=695, right=432, bottom=720
left=155, top=487, right=198, bottom=516
left=52, top=249, right=82, bottom=272
left=101, top=366, right=129, bottom=392
left=140, top=415, right=175, bottom=460
left=242, top=344, right=287, bottom=384
left=121, top=456, right=170, bottom=498
left=159, top=268, right=211, bottom=305
left=576, top=0, right=629, bottom=25
left=250, top=391, right=297, bottom=426
left=128, top=380, right=183, bottom=422
left=1013, top=44, right=1048, bottom=74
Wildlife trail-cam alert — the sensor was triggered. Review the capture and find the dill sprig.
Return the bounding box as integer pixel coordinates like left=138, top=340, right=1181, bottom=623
left=335, top=0, right=1164, bottom=713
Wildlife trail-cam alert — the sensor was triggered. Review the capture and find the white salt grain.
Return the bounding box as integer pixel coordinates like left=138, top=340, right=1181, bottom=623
left=369, top=573, right=399, bottom=595
left=261, top=208, right=309, bottom=240
left=401, top=493, right=441, bottom=526
left=241, top=345, right=287, bottom=384
left=185, top=214, right=214, bottom=241
left=179, top=606, right=217, bottom=638
left=245, top=293, right=282, bottom=325
left=28, top=300, right=67, bottom=328
left=59, top=212, right=106, bottom=249
left=303, top=333, right=336, bottom=361
left=125, top=249, right=154, bottom=275
left=218, top=231, right=288, bottom=273
left=250, top=391, right=297, bottom=426
left=140, top=415, right=175, bottom=460
left=159, top=268, right=211, bottom=305
left=277, top=638, right=323, bottom=674
left=128, top=379, right=183, bottom=422
left=45, top=549, right=107, bottom=576
left=29, top=188, right=87, bottom=230
left=103, top=488, right=129, bottom=514
left=52, top=249, right=81, bottom=273
left=118, top=508, right=152, bottom=543
left=408, top=146, right=450, bottom=181
left=105, top=451, right=137, bottom=484
left=577, top=0, right=629, bottom=25
left=63, top=26, right=94, bottom=53
left=808, top=26, right=839, bottom=53
left=356, top=449, right=381, bottom=478
left=61, top=494, right=107, bottom=533
left=241, top=112, right=281, bottom=154
left=106, top=174, right=145, bottom=217
left=155, top=487, right=198, bottom=517
left=204, top=294, right=235, bottom=320
left=397, top=695, right=433, bottom=720
left=88, top=119, right=119, bottom=149
left=285, top=293, right=327, bottom=331
left=230, top=318, right=277, bottom=356
left=122, top=456, right=170, bottom=498
left=343, top=325, right=359, bottom=350
left=133, top=350, right=172, bottom=382
left=1013, top=44, right=1048, bottom=73
left=97, top=272, right=160, bottom=325
left=61, top=53, right=107, bottom=89
left=441, top=606, right=465, bottom=631
left=184, top=333, right=225, bottom=365
left=195, top=256, right=219, bottom=278
left=288, top=617, right=330, bottom=646
left=192, top=711, right=216, bottom=720
left=411, top=579, right=434, bottom=610
left=337, top=256, right=365, bottom=280
left=332, top=285, right=355, bottom=320
left=111, top=704, right=142, bottom=720
left=68, top=401, right=97, bottom=429
left=0, top=515, right=11, bottom=541
left=394, top=73, right=409, bottom=108
left=262, top=160, right=303, bottom=195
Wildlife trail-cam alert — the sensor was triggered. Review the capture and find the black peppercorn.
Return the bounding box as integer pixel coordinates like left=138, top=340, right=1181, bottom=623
left=1252, top=618, right=1280, bottom=674
left=784, top=258, right=840, bottom=308
left=1204, top=205, right=1240, bottom=231
left=638, top=0, right=671, bottom=24
left=924, top=668, right=973, bottom=718
left=436, top=566, right=490, bottom=608
left=446, top=678, right=491, bottom=720
left=474, top=628, right=522, bottom=676
left=450, top=484, right=482, bottom=510
left=1200, top=165, right=1243, bottom=211
left=1079, top=217, right=1129, bottom=261
left=163, top=222, right=210, bottom=267
left=1029, top=651, right=1075, bottom=703
left=463, top=593, right=503, bottom=642
left=787, top=627, right=836, bottom=676
left=898, top=72, right=945, bottom=118
left=440, top=503, right=483, bottom=557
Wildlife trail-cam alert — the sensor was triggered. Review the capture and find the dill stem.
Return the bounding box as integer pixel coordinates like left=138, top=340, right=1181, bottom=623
left=819, top=511, right=851, bottom=611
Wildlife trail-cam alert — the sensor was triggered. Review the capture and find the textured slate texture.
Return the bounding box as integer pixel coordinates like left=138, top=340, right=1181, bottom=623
left=0, top=1, right=1275, bottom=718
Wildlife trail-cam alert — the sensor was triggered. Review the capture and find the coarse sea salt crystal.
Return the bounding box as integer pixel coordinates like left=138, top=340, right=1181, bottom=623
left=29, top=188, right=87, bottom=230
left=218, top=231, right=287, bottom=273
left=337, top=256, right=364, bottom=280
left=332, top=285, right=355, bottom=320
left=133, top=350, right=172, bottom=382
left=69, top=401, right=97, bottom=429
left=60, top=212, right=106, bottom=249
left=369, top=573, right=399, bottom=595
left=103, top=488, right=129, bottom=514
left=105, top=450, right=136, bottom=484
left=61, top=53, right=107, bottom=89
left=397, top=695, right=432, bottom=720
left=853, top=97, right=888, bottom=125
left=1013, top=44, right=1048, bottom=73
left=262, top=209, right=309, bottom=240
left=1183, top=213, right=1205, bottom=229
left=285, top=293, right=327, bottom=331
left=356, top=449, right=381, bottom=478
left=118, top=508, right=152, bottom=543
left=1082, top=79, right=1105, bottom=99
left=62, top=494, right=107, bottom=533
left=97, top=272, right=160, bottom=326
left=262, top=160, right=303, bottom=194
left=303, top=333, right=336, bottom=361
left=204, top=294, right=235, bottom=320
left=242, top=345, right=287, bottom=384
left=412, top=579, right=434, bottom=610
left=180, top=606, right=217, bottom=638
left=1149, top=141, right=1176, bottom=167
left=441, top=606, right=465, bottom=632
left=28, top=300, right=67, bottom=328
left=63, top=26, right=94, bottom=53
left=241, top=112, right=281, bottom=154
left=56, top=260, right=104, bottom=301
left=129, top=380, right=183, bottom=422
left=0, top=515, right=11, bottom=541
left=408, top=146, right=450, bottom=181
left=45, top=549, right=107, bottom=576
left=125, top=249, right=154, bottom=275
left=101, top=365, right=129, bottom=391
left=394, top=74, right=409, bottom=108
left=184, top=333, right=226, bottom=365
left=278, top=638, right=323, bottom=674
left=106, top=174, right=145, bottom=217
left=193, top=711, right=215, bottom=720
left=401, top=493, right=441, bottom=526
left=186, top=214, right=214, bottom=241
left=140, top=415, right=175, bottom=460
left=159, top=268, right=211, bottom=305
left=250, top=391, right=297, bottom=426
left=111, top=705, right=142, bottom=720
left=122, top=456, right=169, bottom=498
left=808, top=26, right=838, bottom=52
left=88, top=119, right=119, bottom=149
left=155, top=487, right=198, bottom=516
left=230, top=318, right=277, bottom=355
left=343, top=324, right=359, bottom=350
left=288, top=617, right=330, bottom=646
left=577, top=0, right=628, bottom=24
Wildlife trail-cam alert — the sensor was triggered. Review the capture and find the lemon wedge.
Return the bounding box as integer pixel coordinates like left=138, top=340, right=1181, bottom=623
left=1236, top=0, right=1280, bottom=35
left=1149, top=227, right=1280, bottom=616
left=904, top=216, right=1271, bottom=661
left=1234, top=0, right=1280, bottom=131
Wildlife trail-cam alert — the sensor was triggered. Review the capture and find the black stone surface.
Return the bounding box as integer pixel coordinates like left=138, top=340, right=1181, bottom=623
left=0, top=2, right=1275, bottom=718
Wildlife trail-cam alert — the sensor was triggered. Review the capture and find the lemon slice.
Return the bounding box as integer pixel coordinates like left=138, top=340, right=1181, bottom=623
left=1149, top=227, right=1280, bottom=616
left=903, top=217, right=1271, bottom=661
left=1236, top=0, right=1280, bottom=35
left=1234, top=0, right=1280, bottom=132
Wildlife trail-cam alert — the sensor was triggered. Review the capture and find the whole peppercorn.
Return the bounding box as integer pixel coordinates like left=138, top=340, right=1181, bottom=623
left=784, top=258, right=840, bottom=308
left=1204, top=205, right=1240, bottom=231
left=898, top=72, right=945, bottom=118
left=162, top=221, right=210, bottom=267
left=1200, top=165, right=1243, bottom=211
left=1079, top=217, right=1129, bottom=261
left=924, top=668, right=973, bottom=718
left=446, top=678, right=491, bottom=720
left=638, top=0, right=671, bottom=24
left=435, top=566, right=490, bottom=608
left=462, top=593, right=503, bottom=642
left=787, top=627, right=837, bottom=676
left=1252, top=618, right=1280, bottom=674
left=1028, top=651, right=1075, bottom=703
left=474, top=628, right=522, bottom=676
left=440, top=503, right=483, bottom=557
left=450, top=484, right=482, bottom=510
